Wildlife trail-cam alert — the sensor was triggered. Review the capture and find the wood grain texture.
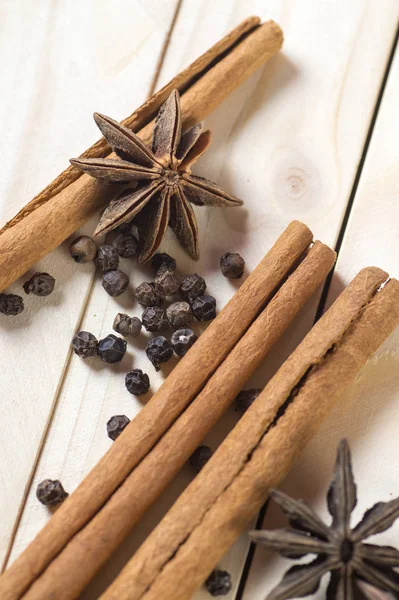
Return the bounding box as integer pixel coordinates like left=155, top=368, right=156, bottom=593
left=2, top=1, right=399, bottom=599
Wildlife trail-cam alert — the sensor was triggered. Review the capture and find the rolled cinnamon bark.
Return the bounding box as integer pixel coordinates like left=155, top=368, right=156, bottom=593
left=19, top=240, right=335, bottom=600
left=0, top=221, right=309, bottom=600
left=101, top=268, right=399, bottom=600
left=0, top=18, right=283, bottom=291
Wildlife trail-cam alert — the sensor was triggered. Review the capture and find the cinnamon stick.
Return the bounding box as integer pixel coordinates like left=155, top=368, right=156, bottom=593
left=19, top=240, right=335, bottom=600
left=0, top=220, right=308, bottom=600
left=101, top=268, right=399, bottom=600
left=0, top=18, right=283, bottom=291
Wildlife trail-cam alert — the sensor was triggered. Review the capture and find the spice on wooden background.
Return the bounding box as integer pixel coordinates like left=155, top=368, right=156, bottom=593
left=125, top=370, right=150, bottom=396
left=23, top=272, right=55, bottom=296
left=220, top=252, right=245, bottom=278
left=171, top=328, right=197, bottom=356
left=107, top=416, right=130, bottom=442
left=69, top=235, right=97, bottom=263
left=36, top=480, right=68, bottom=508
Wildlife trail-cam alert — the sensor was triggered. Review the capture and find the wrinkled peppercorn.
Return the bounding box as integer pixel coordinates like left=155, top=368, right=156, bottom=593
left=98, top=334, right=127, bottom=363
left=112, top=233, right=138, bottom=258
left=102, top=269, right=129, bottom=297
left=142, top=306, right=168, bottom=332
left=205, top=570, right=232, bottom=597
left=146, top=336, right=173, bottom=371
left=113, top=313, right=142, bottom=337
left=180, top=273, right=206, bottom=302
left=135, top=282, right=164, bottom=307
left=166, top=301, right=193, bottom=329
left=171, top=328, right=198, bottom=357
left=96, top=244, right=119, bottom=272
left=125, top=369, right=150, bottom=396
left=155, top=267, right=180, bottom=296
left=0, top=293, right=24, bottom=316
left=235, top=388, right=261, bottom=413
left=36, top=479, right=69, bottom=507
left=23, top=272, right=55, bottom=296
left=220, top=252, right=245, bottom=278
left=151, top=252, right=176, bottom=272
left=69, top=235, right=97, bottom=263
left=72, top=331, right=98, bottom=358
left=192, top=295, right=216, bottom=322
left=106, top=415, right=130, bottom=441
left=190, top=445, right=212, bottom=473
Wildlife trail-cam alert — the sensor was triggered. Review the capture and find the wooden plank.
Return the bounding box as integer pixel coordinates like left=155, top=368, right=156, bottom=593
left=4, top=2, right=399, bottom=600
left=243, top=33, right=399, bottom=600
left=0, top=0, right=179, bottom=569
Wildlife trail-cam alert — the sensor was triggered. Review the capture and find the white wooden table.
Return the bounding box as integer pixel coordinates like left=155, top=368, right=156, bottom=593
left=1, top=1, right=399, bottom=598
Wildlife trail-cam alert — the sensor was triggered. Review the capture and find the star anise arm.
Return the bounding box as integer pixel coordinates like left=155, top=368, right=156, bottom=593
left=352, top=497, right=399, bottom=542
left=326, top=567, right=354, bottom=600
left=175, top=123, right=203, bottom=162
left=181, top=173, right=243, bottom=207
left=136, top=187, right=171, bottom=263
left=267, top=556, right=337, bottom=600
left=178, top=130, right=212, bottom=173
left=152, top=89, right=181, bottom=166
left=327, top=439, right=357, bottom=536
left=354, top=559, right=399, bottom=595
left=70, top=157, right=161, bottom=184
left=358, top=544, right=399, bottom=567
left=169, top=187, right=199, bottom=260
left=270, top=490, right=331, bottom=539
left=357, top=580, right=397, bottom=600
left=94, top=182, right=163, bottom=236
left=249, top=528, right=335, bottom=559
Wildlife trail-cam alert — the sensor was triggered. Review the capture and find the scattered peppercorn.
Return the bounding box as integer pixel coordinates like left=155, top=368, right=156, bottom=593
left=220, top=252, right=245, bottom=279
left=23, top=272, right=55, bottom=296
left=98, top=334, right=127, bottom=363
left=112, top=232, right=138, bottom=258
left=0, top=293, right=24, bottom=316
left=180, top=273, right=206, bottom=302
left=189, top=445, right=212, bottom=473
left=125, top=369, right=150, bottom=396
left=72, top=331, right=98, bottom=358
left=171, top=328, right=198, bottom=357
left=106, top=415, right=130, bottom=441
left=192, top=295, right=216, bottom=322
left=36, top=479, right=69, bottom=507
left=166, top=301, right=193, bottom=329
left=205, top=570, right=232, bottom=596
left=155, top=266, right=180, bottom=296
left=69, top=235, right=97, bottom=263
left=151, top=252, right=176, bottom=272
left=235, top=388, right=261, bottom=413
left=135, top=282, right=164, bottom=307
left=146, top=336, right=173, bottom=371
left=96, top=244, right=119, bottom=272
left=102, top=269, right=129, bottom=297
left=113, top=313, right=142, bottom=337
left=142, top=306, right=168, bottom=332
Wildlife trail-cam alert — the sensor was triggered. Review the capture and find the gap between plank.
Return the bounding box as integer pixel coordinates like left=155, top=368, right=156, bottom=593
left=1, top=0, right=183, bottom=573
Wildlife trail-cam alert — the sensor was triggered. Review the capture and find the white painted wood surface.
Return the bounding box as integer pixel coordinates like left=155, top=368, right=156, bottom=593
left=1, top=1, right=399, bottom=599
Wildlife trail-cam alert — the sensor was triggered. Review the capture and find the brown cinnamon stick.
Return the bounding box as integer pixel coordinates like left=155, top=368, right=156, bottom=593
left=101, top=268, right=399, bottom=600
left=0, top=221, right=308, bottom=600
left=19, top=240, right=335, bottom=600
left=0, top=18, right=283, bottom=291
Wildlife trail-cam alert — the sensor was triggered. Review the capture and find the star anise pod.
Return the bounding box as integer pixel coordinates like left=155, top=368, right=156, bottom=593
left=250, top=440, right=399, bottom=600
left=70, top=90, right=242, bottom=262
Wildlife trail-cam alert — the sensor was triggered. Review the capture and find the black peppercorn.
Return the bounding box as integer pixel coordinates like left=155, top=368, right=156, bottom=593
left=205, top=570, right=232, bottom=596
left=72, top=331, right=98, bottom=358
left=116, top=221, right=134, bottom=234
left=151, top=252, right=176, bottom=272
left=98, top=334, right=127, bottom=363
left=180, top=273, right=206, bottom=302
left=146, top=336, right=173, bottom=371
left=96, top=244, right=119, bottom=272
left=166, top=301, right=193, bottom=329
left=142, top=306, right=168, bottom=332
left=189, top=445, right=212, bottom=473
left=102, top=269, right=129, bottom=297
left=220, top=252, right=245, bottom=279
left=113, top=313, right=142, bottom=337
left=192, top=295, right=216, bottom=322
left=69, top=235, right=97, bottom=263
left=0, top=293, right=24, bottom=316
left=36, top=479, right=69, bottom=507
left=135, top=282, right=164, bottom=307
left=235, top=388, right=261, bottom=413
left=171, top=328, right=198, bottom=357
left=155, top=266, right=180, bottom=296
left=112, top=233, right=138, bottom=258
left=125, top=369, right=150, bottom=396
left=106, top=415, right=130, bottom=441
left=23, top=272, right=55, bottom=296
